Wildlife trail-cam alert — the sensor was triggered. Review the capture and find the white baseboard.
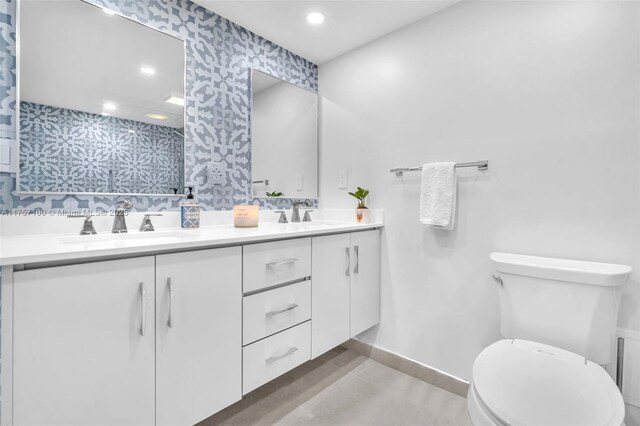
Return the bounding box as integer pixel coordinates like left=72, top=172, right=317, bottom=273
left=342, top=339, right=469, bottom=398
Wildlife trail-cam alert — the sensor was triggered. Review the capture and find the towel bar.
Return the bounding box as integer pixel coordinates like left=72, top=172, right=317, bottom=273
left=390, top=160, right=488, bottom=176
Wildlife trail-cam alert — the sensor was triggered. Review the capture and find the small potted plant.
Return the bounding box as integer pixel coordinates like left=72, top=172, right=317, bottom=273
left=349, top=186, right=370, bottom=223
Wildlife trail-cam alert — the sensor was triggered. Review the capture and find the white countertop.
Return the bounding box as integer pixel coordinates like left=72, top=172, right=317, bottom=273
left=0, top=220, right=383, bottom=266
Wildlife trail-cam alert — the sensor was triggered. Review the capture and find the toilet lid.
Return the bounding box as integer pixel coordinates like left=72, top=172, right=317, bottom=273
left=473, top=339, right=625, bottom=426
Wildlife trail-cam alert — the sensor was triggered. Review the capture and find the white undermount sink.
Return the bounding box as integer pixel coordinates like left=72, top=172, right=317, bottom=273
left=248, top=222, right=339, bottom=233
left=60, top=230, right=187, bottom=245
left=284, top=222, right=334, bottom=229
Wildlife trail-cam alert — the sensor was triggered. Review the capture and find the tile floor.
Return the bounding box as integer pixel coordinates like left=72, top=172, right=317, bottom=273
left=199, top=346, right=471, bottom=426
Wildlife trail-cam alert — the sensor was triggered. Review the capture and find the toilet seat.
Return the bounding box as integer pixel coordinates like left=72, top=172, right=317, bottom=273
left=471, top=339, right=625, bottom=426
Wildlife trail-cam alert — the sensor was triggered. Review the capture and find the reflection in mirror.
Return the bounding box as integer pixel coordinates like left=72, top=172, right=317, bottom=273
left=17, top=0, right=185, bottom=195
left=251, top=69, right=318, bottom=199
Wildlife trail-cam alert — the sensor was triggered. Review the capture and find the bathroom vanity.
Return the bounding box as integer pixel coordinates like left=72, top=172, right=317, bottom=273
left=0, top=217, right=382, bottom=426
left=2, top=1, right=362, bottom=424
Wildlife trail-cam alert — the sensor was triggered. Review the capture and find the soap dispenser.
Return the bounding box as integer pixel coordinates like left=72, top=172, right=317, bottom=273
left=180, top=186, right=200, bottom=228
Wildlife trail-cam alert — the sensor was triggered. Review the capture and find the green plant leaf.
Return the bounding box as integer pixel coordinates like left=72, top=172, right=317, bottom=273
left=348, top=186, right=370, bottom=202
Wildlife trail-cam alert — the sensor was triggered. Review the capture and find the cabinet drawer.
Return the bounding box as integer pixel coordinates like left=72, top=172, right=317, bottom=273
left=243, top=238, right=311, bottom=293
left=243, top=280, right=311, bottom=345
left=242, top=321, right=311, bottom=394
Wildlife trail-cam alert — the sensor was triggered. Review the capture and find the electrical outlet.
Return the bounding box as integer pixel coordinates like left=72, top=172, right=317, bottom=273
left=207, top=162, right=224, bottom=185
left=296, top=175, right=303, bottom=191
left=338, top=170, right=348, bottom=189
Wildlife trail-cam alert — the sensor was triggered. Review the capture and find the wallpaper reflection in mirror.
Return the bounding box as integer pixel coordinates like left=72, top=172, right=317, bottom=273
left=17, top=0, right=185, bottom=195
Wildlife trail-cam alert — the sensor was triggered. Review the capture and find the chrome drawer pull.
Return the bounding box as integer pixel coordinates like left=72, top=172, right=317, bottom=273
left=354, top=245, right=359, bottom=274
left=266, top=347, right=299, bottom=363
left=139, top=282, right=146, bottom=336
left=266, top=258, right=299, bottom=269
left=266, top=303, right=299, bottom=318
left=345, top=247, right=351, bottom=276
left=167, top=278, right=174, bottom=328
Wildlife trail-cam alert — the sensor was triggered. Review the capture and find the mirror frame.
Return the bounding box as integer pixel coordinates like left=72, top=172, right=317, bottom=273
left=249, top=67, right=319, bottom=200
left=15, top=0, right=188, bottom=197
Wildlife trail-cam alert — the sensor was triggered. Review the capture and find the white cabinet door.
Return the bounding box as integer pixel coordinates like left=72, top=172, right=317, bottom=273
left=156, top=248, right=242, bottom=426
left=13, top=257, right=155, bottom=426
left=350, top=230, right=381, bottom=337
left=311, top=233, right=351, bottom=358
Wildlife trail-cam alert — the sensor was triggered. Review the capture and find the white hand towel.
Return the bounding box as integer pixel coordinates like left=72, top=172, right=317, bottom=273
left=419, top=162, right=457, bottom=230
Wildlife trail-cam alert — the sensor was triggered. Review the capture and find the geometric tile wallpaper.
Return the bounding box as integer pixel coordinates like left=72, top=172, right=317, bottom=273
left=20, top=102, right=184, bottom=195
left=0, top=0, right=318, bottom=212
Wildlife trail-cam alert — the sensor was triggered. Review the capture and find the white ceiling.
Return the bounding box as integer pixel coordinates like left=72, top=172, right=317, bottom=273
left=20, top=0, right=184, bottom=128
left=193, top=0, right=460, bottom=64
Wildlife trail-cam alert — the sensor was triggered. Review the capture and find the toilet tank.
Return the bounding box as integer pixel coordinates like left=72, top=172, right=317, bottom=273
left=491, top=252, right=632, bottom=365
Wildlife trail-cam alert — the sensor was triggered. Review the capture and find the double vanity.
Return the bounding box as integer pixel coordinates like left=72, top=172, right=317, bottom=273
left=0, top=212, right=382, bottom=426
left=3, top=1, right=360, bottom=424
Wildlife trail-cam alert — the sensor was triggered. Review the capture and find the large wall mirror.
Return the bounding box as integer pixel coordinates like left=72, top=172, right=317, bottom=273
left=251, top=69, right=318, bottom=199
left=17, top=0, right=185, bottom=196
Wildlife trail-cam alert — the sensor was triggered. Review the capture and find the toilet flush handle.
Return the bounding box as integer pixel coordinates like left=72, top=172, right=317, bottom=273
left=492, top=274, right=503, bottom=286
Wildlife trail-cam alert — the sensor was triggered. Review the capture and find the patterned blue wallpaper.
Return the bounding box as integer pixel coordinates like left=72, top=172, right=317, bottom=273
left=0, top=0, right=318, bottom=212
left=20, top=102, right=184, bottom=195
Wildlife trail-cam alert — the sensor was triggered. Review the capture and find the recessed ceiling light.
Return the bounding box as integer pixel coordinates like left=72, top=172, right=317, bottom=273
left=102, top=8, right=116, bottom=15
left=306, top=12, right=325, bottom=25
left=146, top=113, right=169, bottom=120
left=103, top=102, right=116, bottom=111
left=140, top=66, right=156, bottom=76
left=164, top=94, right=185, bottom=107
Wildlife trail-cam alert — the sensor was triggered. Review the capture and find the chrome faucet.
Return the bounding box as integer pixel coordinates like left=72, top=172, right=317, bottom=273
left=112, top=200, right=133, bottom=233
left=291, top=201, right=311, bottom=223
left=68, top=212, right=97, bottom=235
left=139, top=213, right=162, bottom=232
left=275, top=210, right=288, bottom=223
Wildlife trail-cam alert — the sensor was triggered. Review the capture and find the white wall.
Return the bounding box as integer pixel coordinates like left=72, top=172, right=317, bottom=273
left=319, top=1, right=640, bottom=380
left=252, top=81, right=318, bottom=199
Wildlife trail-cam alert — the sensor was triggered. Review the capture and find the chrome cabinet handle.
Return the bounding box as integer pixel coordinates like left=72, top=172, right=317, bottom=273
left=266, top=303, right=298, bottom=318
left=266, top=258, right=299, bottom=269
left=345, top=247, right=351, bottom=276
left=167, top=278, right=174, bottom=328
left=266, top=347, right=299, bottom=363
left=354, top=245, right=359, bottom=275
left=139, top=282, right=146, bottom=336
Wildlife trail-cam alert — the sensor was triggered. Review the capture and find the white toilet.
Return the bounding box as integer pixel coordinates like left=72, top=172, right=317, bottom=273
left=468, top=252, right=632, bottom=426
